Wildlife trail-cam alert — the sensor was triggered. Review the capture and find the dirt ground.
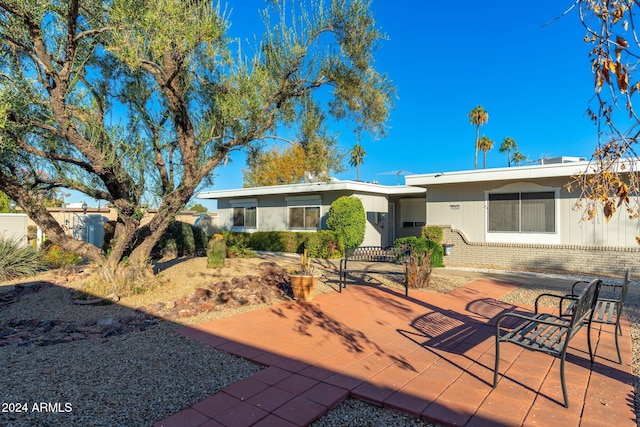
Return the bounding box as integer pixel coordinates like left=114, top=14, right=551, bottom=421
left=0, top=252, right=474, bottom=327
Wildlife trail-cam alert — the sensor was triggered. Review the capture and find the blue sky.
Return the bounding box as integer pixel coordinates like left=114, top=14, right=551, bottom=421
left=69, top=1, right=599, bottom=208
left=206, top=1, right=597, bottom=190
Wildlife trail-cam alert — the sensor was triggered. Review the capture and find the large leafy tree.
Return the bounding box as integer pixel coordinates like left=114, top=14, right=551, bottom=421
left=243, top=101, right=346, bottom=186
left=243, top=144, right=323, bottom=186
left=468, top=105, right=488, bottom=170
left=477, top=135, right=494, bottom=169
left=499, top=136, right=518, bottom=167
left=0, top=0, right=395, bottom=282
left=349, top=143, right=366, bottom=181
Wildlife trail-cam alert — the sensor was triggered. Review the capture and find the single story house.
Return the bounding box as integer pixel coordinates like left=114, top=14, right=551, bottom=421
left=405, top=157, right=637, bottom=248
left=198, top=158, right=639, bottom=275
left=197, top=180, right=426, bottom=247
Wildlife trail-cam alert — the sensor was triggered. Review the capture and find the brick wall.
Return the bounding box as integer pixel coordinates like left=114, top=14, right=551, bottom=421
left=440, top=225, right=638, bottom=277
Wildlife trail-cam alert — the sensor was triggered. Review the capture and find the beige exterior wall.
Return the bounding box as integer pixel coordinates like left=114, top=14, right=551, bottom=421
left=425, top=177, right=639, bottom=248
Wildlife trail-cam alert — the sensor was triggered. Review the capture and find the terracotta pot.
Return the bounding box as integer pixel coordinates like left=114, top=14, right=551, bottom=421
left=289, top=275, right=318, bottom=302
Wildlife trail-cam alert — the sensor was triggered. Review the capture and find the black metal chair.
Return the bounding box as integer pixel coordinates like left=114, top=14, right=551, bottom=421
left=570, top=269, right=631, bottom=364
left=493, top=278, right=601, bottom=408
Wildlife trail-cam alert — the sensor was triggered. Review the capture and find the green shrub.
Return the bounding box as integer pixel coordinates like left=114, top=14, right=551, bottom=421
left=393, top=236, right=443, bottom=267
left=326, top=196, right=366, bottom=249
left=250, top=231, right=299, bottom=252
left=0, top=236, right=41, bottom=280
left=222, top=231, right=254, bottom=258
left=152, top=221, right=206, bottom=258
left=40, top=243, right=83, bottom=269
left=421, top=226, right=443, bottom=243
left=207, top=234, right=226, bottom=268
left=303, top=231, right=344, bottom=258
left=424, top=239, right=444, bottom=267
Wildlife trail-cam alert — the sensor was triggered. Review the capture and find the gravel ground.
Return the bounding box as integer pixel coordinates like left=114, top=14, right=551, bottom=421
left=0, top=260, right=636, bottom=427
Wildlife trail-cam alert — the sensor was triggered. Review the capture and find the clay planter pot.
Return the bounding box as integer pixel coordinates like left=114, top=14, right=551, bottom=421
left=289, top=275, right=318, bottom=302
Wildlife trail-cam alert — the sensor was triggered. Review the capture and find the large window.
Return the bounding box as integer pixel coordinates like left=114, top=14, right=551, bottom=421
left=488, top=191, right=555, bottom=233
left=232, top=206, right=256, bottom=228
left=288, top=206, right=320, bottom=229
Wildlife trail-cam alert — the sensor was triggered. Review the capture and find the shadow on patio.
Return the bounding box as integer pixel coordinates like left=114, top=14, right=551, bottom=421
left=163, top=279, right=636, bottom=426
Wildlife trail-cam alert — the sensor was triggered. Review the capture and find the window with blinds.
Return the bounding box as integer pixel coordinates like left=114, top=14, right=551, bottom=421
left=488, top=191, right=555, bottom=233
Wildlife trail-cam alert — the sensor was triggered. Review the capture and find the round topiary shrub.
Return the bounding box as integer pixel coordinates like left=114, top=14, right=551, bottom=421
left=326, top=196, right=366, bottom=249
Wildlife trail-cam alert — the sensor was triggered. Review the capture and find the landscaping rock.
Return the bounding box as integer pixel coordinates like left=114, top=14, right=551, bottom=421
left=143, top=260, right=294, bottom=319
left=0, top=313, right=158, bottom=347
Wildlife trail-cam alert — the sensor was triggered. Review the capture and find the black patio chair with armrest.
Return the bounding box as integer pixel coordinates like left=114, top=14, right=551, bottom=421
left=569, top=269, right=631, bottom=364
left=493, top=278, right=601, bottom=408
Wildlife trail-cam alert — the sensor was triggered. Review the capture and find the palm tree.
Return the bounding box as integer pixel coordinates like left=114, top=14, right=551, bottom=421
left=512, top=151, right=526, bottom=166
left=499, top=136, right=517, bottom=167
left=468, top=105, right=489, bottom=170
left=477, top=136, right=494, bottom=169
left=349, top=143, right=366, bottom=181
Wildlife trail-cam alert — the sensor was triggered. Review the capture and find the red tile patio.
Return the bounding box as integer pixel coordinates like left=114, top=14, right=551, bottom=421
left=156, top=279, right=636, bottom=427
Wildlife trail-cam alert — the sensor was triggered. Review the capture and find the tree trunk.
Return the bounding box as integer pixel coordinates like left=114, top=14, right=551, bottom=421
left=474, top=126, right=479, bottom=170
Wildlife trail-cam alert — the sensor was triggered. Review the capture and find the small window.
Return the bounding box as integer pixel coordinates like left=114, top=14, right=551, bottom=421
left=289, top=206, right=320, bottom=229
left=233, top=206, right=256, bottom=228
left=402, top=221, right=425, bottom=228
left=400, top=199, right=426, bottom=228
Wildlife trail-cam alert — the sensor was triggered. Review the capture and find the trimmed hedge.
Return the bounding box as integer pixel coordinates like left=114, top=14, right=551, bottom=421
left=222, top=230, right=344, bottom=259
left=222, top=231, right=254, bottom=258
left=302, top=230, right=344, bottom=259
left=250, top=231, right=303, bottom=253
left=393, top=236, right=443, bottom=267
left=152, top=221, right=208, bottom=258
left=326, top=196, right=366, bottom=249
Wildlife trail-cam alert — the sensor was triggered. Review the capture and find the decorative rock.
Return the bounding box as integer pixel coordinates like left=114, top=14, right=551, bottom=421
left=0, top=313, right=158, bottom=347
left=194, top=288, right=210, bottom=298
left=97, top=317, right=120, bottom=328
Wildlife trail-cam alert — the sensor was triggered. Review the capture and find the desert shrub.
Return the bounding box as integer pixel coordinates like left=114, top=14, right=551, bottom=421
left=0, top=236, right=41, bottom=280
left=152, top=221, right=206, bottom=258
left=326, top=196, right=366, bottom=249
left=250, top=231, right=299, bottom=252
left=302, top=231, right=344, bottom=258
left=222, top=231, right=254, bottom=258
left=207, top=234, right=226, bottom=268
left=421, top=226, right=443, bottom=243
left=40, top=242, right=83, bottom=268
left=407, top=251, right=432, bottom=288
left=27, top=225, right=38, bottom=249
left=393, top=236, right=443, bottom=267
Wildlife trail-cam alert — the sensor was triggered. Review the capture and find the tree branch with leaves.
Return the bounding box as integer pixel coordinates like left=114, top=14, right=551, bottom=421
left=0, top=0, right=395, bottom=287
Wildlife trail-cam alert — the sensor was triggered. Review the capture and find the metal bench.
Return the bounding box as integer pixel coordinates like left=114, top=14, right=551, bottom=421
left=338, top=246, right=409, bottom=296
left=569, top=269, right=631, bottom=363
left=493, top=278, right=601, bottom=408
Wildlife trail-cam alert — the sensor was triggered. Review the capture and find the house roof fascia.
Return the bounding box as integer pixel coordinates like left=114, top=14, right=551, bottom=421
left=405, top=161, right=600, bottom=186
left=197, top=181, right=425, bottom=200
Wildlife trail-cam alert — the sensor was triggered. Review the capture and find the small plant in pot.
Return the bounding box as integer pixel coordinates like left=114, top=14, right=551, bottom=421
left=289, top=249, right=320, bottom=302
